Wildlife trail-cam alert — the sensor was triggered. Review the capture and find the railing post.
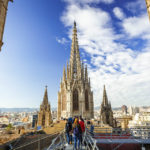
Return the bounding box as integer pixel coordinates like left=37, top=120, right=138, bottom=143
left=38, top=136, right=40, bottom=150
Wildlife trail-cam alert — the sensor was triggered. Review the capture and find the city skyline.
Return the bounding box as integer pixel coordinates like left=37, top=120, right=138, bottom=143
left=0, top=0, right=150, bottom=108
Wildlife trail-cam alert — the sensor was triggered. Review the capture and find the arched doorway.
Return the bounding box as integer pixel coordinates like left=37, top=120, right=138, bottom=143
left=85, top=90, right=89, bottom=111
left=73, top=89, right=79, bottom=111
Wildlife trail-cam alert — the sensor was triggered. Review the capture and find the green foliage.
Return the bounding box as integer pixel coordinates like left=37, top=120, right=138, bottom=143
left=6, top=123, right=13, bottom=130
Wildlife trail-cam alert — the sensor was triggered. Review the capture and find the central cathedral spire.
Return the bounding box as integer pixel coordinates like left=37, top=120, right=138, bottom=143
left=57, top=22, right=94, bottom=119
left=69, top=21, right=81, bottom=79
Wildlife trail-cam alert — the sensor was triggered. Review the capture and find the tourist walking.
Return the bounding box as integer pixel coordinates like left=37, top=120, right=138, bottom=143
left=73, top=118, right=82, bottom=150
left=65, top=118, right=73, bottom=145
left=79, top=116, right=85, bottom=144
left=90, top=121, right=94, bottom=136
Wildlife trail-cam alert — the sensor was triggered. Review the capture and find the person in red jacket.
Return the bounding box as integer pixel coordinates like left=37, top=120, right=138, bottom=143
left=79, top=116, right=85, bottom=144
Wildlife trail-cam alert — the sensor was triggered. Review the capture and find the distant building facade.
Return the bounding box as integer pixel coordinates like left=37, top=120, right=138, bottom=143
left=116, top=115, right=132, bottom=130
left=100, top=85, right=114, bottom=127
left=128, top=112, right=150, bottom=139
left=37, top=87, right=53, bottom=127
left=128, top=106, right=139, bottom=116
left=121, top=105, right=127, bottom=115
left=57, top=22, right=94, bottom=119
left=0, top=0, right=13, bottom=51
left=146, top=0, right=150, bottom=21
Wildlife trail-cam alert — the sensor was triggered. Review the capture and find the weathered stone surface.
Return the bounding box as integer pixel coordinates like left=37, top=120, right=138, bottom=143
left=57, top=22, right=94, bottom=120
left=0, top=0, right=12, bottom=51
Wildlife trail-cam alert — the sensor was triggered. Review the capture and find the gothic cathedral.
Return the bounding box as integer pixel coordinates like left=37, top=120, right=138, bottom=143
left=57, top=22, right=94, bottom=119
left=37, top=86, right=53, bottom=127
left=100, top=85, right=114, bottom=127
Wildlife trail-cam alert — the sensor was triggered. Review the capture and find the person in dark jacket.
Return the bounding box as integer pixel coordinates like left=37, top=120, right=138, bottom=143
left=73, top=118, right=82, bottom=150
left=65, top=118, right=73, bottom=145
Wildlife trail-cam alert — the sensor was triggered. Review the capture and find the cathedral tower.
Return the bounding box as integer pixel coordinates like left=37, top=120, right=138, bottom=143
left=145, top=0, right=150, bottom=21
left=57, top=22, right=94, bottom=119
left=100, top=85, right=113, bottom=127
left=37, top=86, right=53, bottom=127
left=0, top=0, right=13, bottom=51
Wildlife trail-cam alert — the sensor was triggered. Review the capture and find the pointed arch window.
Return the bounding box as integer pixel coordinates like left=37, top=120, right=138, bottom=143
left=73, top=89, right=79, bottom=111
left=42, top=114, right=45, bottom=126
left=85, top=90, right=89, bottom=111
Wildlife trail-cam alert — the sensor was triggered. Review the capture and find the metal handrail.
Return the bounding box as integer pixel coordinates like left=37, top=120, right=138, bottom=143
left=14, top=132, right=58, bottom=150
left=47, top=127, right=99, bottom=150
left=84, top=128, right=99, bottom=150
left=47, top=130, right=66, bottom=150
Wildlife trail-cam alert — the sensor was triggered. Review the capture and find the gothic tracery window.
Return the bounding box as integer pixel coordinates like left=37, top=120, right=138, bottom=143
left=85, top=90, right=89, bottom=111
left=73, top=89, right=79, bottom=111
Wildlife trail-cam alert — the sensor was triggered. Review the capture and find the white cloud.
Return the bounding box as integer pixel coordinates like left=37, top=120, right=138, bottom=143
left=63, top=0, right=114, bottom=4
left=122, top=14, right=150, bottom=39
left=113, top=7, right=125, bottom=20
left=56, top=37, right=68, bottom=44
left=61, top=0, right=150, bottom=107
left=126, top=0, right=146, bottom=14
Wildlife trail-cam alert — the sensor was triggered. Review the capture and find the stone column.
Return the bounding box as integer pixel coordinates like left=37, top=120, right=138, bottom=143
left=0, top=0, right=12, bottom=51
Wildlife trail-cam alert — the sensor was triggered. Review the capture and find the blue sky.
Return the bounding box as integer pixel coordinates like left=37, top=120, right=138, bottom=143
left=0, top=0, right=150, bottom=108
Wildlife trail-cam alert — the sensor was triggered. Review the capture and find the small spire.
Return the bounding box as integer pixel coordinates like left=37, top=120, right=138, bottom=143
left=85, top=65, right=88, bottom=81
left=63, top=66, right=66, bottom=81
left=89, top=77, right=91, bottom=86
left=43, top=86, right=49, bottom=105
left=102, top=85, right=108, bottom=106
left=81, top=61, right=84, bottom=79
left=67, top=61, right=70, bottom=80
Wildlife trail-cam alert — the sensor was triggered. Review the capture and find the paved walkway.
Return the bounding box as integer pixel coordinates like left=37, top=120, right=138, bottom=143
left=65, top=144, right=86, bottom=150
